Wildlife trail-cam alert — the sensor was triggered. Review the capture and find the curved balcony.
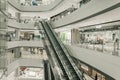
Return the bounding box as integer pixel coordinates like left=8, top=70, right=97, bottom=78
left=7, top=40, right=44, bottom=49
left=52, top=0, right=120, bottom=28
left=7, top=18, right=41, bottom=30
left=8, top=0, right=63, bottom=12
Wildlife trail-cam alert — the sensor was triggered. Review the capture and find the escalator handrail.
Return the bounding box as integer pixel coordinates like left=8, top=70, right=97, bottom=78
left=40, top=21, right=68, bottom=79
left=43, top=22, right=71, bottom=79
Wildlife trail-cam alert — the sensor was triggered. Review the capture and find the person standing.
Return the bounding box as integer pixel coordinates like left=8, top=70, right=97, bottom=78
left=95, top=74, right=98, bottom=80
left=31, top=0, right=37, bottom=6
left=40, top=48, right=43, bottom=55
left=32, top=33, right=35, bottom=40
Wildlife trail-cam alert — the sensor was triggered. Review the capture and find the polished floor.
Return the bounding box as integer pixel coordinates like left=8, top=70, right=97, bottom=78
left=0, top=47, right=94, bottom=80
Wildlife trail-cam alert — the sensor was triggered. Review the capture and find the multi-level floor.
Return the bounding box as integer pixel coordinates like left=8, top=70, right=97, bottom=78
left=0, top=0, right=120, bottom=80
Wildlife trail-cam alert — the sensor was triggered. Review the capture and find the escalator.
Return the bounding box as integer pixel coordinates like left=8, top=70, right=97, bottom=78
left=44, top=60, right=49, bottom=80
left=40, top=20, right=83, bottom=80
left=44, top=60, right=55, bottom=80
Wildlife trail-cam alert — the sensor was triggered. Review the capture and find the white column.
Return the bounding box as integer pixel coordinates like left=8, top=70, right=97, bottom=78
left=15, top=29, right=20, bottom=41
left=71, top=29, right=80, bottom=45
left=14, top=47, right=21, bottom=58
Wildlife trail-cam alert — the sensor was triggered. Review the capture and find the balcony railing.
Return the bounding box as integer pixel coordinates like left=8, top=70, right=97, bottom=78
left=50, top=0, right=91, bottom=22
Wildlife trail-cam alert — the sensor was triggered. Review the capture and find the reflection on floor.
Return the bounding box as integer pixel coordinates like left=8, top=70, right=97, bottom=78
left=21, top=48, right=48, bottom=60
left=18, top=67, right=44, bottom=80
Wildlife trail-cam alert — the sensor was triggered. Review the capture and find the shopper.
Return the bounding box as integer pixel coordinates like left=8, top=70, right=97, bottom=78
left=32, top=33, right=35, bottom=40
left=37, top=48, right=39, bottom=54
left=116, top=38, right=119, bottom=50
left=95, top=74, right=98, bottom=80
left=40, top=48, right=43, bottom=55
left=12, top=50, right=14, bottom=54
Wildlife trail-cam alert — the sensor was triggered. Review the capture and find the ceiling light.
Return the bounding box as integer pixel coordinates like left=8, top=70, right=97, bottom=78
left=96, top=25, right=102, bottom=28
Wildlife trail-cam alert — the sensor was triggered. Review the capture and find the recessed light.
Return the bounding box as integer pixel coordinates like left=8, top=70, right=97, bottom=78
left=96, top=25, right=102, bottom=28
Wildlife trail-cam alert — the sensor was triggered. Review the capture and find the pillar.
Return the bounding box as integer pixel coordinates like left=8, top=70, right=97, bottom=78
left=14, top=47, right=21, bottom=58
left=71, top=29, right=80, bottom=45
left=57, top=32, right=60, bottom=37
left=112, top=31, right=119, bottom=56
left=15, top=12, right=21, bottom=23
left=15, top=29, right=20, bottom=40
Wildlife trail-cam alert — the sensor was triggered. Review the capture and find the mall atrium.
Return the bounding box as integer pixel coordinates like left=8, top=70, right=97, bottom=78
left=0, top=0, right=120, bottom=80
